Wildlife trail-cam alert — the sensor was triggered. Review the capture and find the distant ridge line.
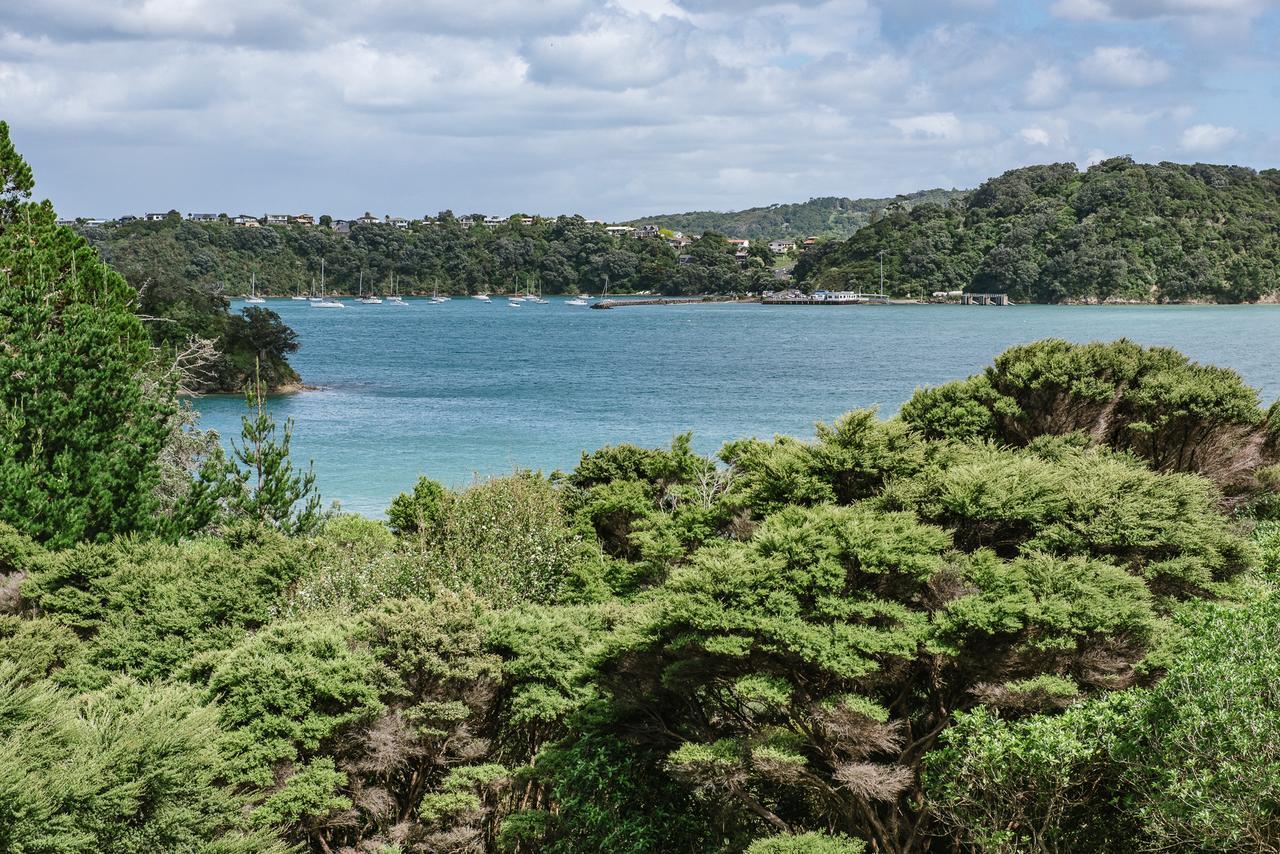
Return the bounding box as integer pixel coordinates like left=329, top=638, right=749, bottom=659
left=624, top=187, right=967, bottom=241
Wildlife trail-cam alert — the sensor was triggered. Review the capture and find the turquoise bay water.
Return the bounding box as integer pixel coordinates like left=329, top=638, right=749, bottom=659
left=197, top=299, right=1280, bottom=515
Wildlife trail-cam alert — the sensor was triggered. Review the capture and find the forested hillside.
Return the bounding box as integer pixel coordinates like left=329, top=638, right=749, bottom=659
left=799, top=157, right=1280, bottom=303
left=74, top=222, right=300, bottom=393
left=627, top=188, right=964, bottom=241
left=79, top=214, right=775, bottom=301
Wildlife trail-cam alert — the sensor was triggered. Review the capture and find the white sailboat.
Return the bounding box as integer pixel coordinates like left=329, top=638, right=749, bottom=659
left=472, top=292, right=492, bottom=302
left=312, top=259, right=345, bottom=308
left=243, top=275, right=266, bottom=306
left=357, top=270, right=382, bottom=304
left=431, top=278, right=449, bottom=303
left=291, top=279, right=307, bottom=301
left=525, top=275, right=549, bottom=304
left=386, top=272, right=408, bottom=305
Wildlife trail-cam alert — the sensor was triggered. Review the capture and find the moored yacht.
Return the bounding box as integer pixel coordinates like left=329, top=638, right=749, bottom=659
left=245, top=272, right=266, bottom=304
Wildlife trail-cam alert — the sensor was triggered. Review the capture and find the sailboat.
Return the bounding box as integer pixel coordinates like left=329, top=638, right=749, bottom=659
left=431, top=278, right=449, bottom=303
left=386, top=272, right=408, bottom=305
left=312, top=259, right=345, bottom=308
left=291, top=279, right=308, bottom=301
left=525, top=274, right=548, bottom=304
left=357, top=270, right=382, bottom=304
left=245, top=272, right=266, bottom=304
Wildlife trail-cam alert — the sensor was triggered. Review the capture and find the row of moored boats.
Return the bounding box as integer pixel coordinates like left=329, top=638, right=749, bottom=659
left=243, top=267, right=606, bottom=309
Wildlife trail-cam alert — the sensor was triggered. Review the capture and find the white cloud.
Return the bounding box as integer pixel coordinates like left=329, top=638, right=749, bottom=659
left=1020, top=126, right=1052, bottom=145
left=1078, top=46, right=1172, bottom=87
left=1180, top=122, right=1239, bottom=151
left=522, top=10, right=696, bottom=90
left=1023, top=64, right=1070, bottom=107
left=1084, top=147, right=1109, bottom=166
left=1051, top=0, right=1113, bottom=19
left=0, top=0, right=1273, bottom=219
left=891, top=112, right=962, bottom=139
left=1053, top=0, right=1277, bottom=19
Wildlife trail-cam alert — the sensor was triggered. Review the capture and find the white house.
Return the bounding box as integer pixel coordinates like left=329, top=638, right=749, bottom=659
left=143, top=212, right=168, bottom=221
left=265, top=214, right=290, bottom=225
left=769, top=240, right=796, bottom=254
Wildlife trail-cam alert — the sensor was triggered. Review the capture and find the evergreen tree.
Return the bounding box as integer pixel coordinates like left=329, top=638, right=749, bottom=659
left=0, top=120, right=172, bottom=546
left=227, top=378, right=321, bottom=534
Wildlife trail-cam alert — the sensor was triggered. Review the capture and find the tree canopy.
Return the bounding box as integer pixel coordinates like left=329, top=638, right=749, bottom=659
left=801, top=158, right=1280, bottom=303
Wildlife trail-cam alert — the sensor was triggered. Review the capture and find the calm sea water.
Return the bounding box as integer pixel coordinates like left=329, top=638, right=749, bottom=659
left=197, top=299, right=1280, bottom=515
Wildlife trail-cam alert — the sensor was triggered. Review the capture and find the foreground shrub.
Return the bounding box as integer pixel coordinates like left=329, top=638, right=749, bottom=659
left=927, top=594, right=1280, bottom=852
left=900, top=339, right=1279, bottom=493
left=0, top=663, right=284, bottom=853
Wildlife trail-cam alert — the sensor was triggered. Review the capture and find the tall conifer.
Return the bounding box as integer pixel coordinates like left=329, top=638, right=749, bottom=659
left=0, top=121, right=172, bottom=545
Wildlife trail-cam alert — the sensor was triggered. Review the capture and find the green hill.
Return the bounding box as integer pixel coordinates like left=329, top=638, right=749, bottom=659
left=800, top=157, right=1280, bottom=303
left=625, top=188, right=965, bottom=241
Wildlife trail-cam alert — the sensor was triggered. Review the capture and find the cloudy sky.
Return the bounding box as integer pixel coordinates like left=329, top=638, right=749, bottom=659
left=2, top=0, right=1277, bottom=221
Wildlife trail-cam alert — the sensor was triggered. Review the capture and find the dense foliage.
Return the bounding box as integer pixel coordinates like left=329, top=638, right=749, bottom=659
left=0, top=121, right=173, bottom=547
left=801, top=158, right=1280, bottom=303
left=4, top=335, right=1278, bottom=851
left=900, top=338, right=1280, bottom=495
left=626, top=189, right=963, bottom=242
left=7, top=128, right=1280, bottom=852
left=78, top=214, right=777, bottom=306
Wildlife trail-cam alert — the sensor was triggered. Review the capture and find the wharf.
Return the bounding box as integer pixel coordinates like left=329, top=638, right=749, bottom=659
left=591, top=297, right=712, bottom=309
left=761, top=296, right=890, bottom=306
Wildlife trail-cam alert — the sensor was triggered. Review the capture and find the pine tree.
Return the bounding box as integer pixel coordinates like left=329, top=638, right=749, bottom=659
left=0, top=121, right=173, bottom=546
left=227, top=375, right=321, bottom=535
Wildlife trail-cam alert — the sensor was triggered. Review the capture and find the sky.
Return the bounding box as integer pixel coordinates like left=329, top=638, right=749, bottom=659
left=1, top=0, right=1277, bottom=221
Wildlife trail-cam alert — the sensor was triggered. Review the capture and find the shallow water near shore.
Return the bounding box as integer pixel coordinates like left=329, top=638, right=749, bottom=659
left=195, top=299, right=1280, bottom=515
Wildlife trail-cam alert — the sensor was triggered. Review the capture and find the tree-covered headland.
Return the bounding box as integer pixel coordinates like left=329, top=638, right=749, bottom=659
left=79, top=212, right=777, bottom=302
left=7, top=126, right=1280, bottom=852
left=800, top=157, right=1280, bottom=303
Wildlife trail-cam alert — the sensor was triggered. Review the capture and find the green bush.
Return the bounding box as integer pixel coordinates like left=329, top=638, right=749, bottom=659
left=0, top=663, right=285, bottom=853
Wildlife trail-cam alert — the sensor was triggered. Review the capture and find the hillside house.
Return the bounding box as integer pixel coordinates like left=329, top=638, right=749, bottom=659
left=143, top=212, right=168, bottom=221
left=636, top=224, right=660, bottom=238
left=187, top=213, right=218, bottom=222
left=293, top=214, right=315, bottom=227
left=232, top=214, right=261, bottom=227
left=265, top=214, right=290, bottom=226
left=769, top=240, right=796, bottom=254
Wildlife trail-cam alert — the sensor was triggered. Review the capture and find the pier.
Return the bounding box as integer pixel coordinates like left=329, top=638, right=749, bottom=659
left=960, top=293, right=1011, bottom=306
left=761, top=294, right=890, bottom=306
left=591, top=297, right=714, bottom=309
